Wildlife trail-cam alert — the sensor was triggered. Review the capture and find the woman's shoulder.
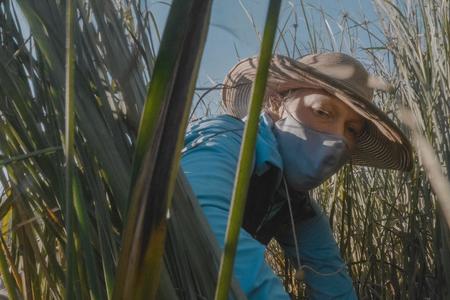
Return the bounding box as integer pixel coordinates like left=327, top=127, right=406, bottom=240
left=185, top=112, right=275, bottom=139
left=187, top=114, right=244, bottom=133
left=182, top=112, right=283, bottom=174
left=182, top=114, right=246, bottom=155
left=185, top=114, right=245, bottom=142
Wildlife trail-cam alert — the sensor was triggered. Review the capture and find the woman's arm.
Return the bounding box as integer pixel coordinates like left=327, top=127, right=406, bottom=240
left=181, top=115, right=290, bottom=299
left=275, top=197, right=357, bottom=299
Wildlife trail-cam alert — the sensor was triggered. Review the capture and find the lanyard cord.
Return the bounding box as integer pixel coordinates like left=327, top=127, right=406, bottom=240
left=282, top=176, right=347, bottom=279
left=283, top=176, right=302, bottom=268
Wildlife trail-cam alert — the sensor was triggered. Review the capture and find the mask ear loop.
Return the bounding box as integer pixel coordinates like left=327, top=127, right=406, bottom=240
left=282, top=176, right=348, bottom=281
left=282, top=176, right=301, bottom=264
left=280, top=95, right=304, bottom=125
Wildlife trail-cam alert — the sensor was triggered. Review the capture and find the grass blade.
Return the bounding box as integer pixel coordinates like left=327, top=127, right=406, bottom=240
left=214, top=1, right=281, bottom=299
left=113, top=0, right=212, bottom=298
left=63, top=0, right=76, bottom=298
left=0, top=235, right=20, bottom=300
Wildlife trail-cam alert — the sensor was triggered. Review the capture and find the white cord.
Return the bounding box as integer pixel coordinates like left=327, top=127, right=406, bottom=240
left=283, top=176, right=302, bottom=268
left=282, top=176, right=347, bottom=278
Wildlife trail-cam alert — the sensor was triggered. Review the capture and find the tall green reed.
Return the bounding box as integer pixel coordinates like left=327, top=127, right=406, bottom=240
left=1, top=0, right=152, bottom=297
left=376, top=0, right=450, bottom=297
left=113, top=0, right=212, bottom=298
left=63, top=0, right=76, bottom=298
left=215, top=1, right=281, bottom=299
left=0, top=1, right=243, bottom=299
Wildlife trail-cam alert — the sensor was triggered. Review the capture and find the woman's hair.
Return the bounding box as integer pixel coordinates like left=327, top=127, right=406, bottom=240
left=263, top=89, right=302, bottom=121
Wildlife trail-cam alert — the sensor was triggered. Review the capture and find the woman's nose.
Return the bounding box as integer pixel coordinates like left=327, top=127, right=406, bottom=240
left=330, top=121, right=353, bottom=149
left=330, top=121, right=346, bottom=137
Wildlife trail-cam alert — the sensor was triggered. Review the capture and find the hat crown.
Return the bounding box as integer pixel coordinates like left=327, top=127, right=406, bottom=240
left=298, top=53, right=373, bottom=100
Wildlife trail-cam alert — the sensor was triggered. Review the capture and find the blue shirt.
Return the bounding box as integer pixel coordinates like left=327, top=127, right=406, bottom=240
left=181, top=112, right=290, bottom=298
left=181, top=112, right=357, bottom=299
left=182, top=112, right=283, bottom=207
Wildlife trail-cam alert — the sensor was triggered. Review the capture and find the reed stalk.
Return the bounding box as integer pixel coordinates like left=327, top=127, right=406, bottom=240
left=214, top=1, right=281, bottom=299
left=63, top=0, right=76, bottom=298
left=113, top=0, right=212, bottom=298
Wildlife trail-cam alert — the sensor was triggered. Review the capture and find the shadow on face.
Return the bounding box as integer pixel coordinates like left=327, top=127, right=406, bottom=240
left=280, top=88, right=366, bottom=151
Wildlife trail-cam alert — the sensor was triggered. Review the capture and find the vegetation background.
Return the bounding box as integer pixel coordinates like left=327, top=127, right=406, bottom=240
left=0, top=0, right=449, bottom=299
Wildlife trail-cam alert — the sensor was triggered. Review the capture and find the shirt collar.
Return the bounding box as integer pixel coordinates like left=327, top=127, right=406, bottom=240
left=252, top=112, right=283, bottom=175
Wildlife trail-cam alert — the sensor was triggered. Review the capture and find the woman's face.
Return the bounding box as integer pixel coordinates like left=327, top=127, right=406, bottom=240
left=282, top=88, right=366, bottom=151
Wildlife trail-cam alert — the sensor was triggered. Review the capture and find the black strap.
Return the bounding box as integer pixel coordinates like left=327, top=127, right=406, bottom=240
left=242, top=164, right=316, bottom=245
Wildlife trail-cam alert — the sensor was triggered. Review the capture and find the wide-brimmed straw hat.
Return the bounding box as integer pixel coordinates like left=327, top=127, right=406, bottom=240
left=221, top=53, right=413, bottom=171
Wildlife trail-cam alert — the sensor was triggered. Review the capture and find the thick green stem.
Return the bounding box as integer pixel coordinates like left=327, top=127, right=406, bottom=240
left=113, top=0, right=212, bottom=299
left=214, top=1, right=281, bottom=299
left=63, top=0, right=76, bottom=299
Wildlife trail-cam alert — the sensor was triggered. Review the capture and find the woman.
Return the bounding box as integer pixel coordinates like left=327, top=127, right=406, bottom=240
left=181, top=53, right=412, bottom=299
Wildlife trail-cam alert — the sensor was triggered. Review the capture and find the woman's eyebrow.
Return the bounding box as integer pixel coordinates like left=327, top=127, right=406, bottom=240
left=320, top=100, right=339, bottom=112
left=328, top=100, right=363, bottom=124
left=346, top=118, right=365, bottom=127
left=314, top=97, right=335, bottom=108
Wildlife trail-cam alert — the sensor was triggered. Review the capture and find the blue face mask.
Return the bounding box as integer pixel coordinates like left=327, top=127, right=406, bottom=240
left=274, top=113, right=350, bottom=191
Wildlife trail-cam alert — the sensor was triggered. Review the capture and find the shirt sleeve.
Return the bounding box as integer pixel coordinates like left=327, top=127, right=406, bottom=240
left=181, top=115, right=246, bottom=211
left=180, top=115, right=290, bottom=299
left=275, top=198, right=357, bottom=299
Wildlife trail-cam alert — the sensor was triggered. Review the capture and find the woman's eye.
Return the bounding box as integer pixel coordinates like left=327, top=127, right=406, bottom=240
left=313, top=108, right=330, bottom=118
left=347, top=126, right=360, bottom=136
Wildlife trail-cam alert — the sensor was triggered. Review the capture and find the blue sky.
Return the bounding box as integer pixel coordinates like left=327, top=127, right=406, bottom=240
left=151, top=1, right=379, bottom=80
left=200, top=0, right=377, bottom=83
left=13, top=0, right=382, bottom=116
left=15, top=0, right=383, bottom=116
left=149, top=0, right=382, bottom=116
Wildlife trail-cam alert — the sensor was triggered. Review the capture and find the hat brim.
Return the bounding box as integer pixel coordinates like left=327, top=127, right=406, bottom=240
left=222, top=55, right=413, bottom=171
